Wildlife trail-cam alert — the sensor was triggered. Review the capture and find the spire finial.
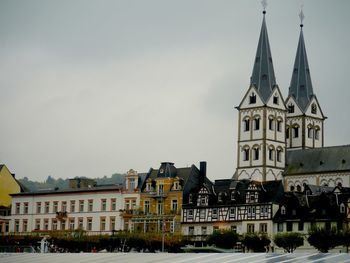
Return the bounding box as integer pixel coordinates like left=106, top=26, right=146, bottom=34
left=261, top=0, right=267, bottom=14
left=299, top=6, right=305, bottom=27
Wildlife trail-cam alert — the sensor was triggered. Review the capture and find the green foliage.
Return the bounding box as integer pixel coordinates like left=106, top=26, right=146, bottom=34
left=274, top=232, right=304, bottom=253
left=241, top=232, right=271, bottom=252
left=207, top=230, right=239, bottom=249
left=307, top=226, right=340, bottom=253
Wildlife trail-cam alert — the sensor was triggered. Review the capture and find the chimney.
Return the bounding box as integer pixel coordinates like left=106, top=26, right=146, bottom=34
left=199, top=161, right=207, bottom=185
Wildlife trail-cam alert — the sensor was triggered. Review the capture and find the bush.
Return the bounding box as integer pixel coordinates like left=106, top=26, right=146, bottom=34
left=274, top=232, right=304, bottom=253
left=241, top=233, right=270, bottom=252
left=307, top=226, right=340, bottom=253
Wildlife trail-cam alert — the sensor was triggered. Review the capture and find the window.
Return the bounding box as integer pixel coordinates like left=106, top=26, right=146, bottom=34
left=35, top=219, right=41, bottom=230
left=296, top=185, right=302, bottom=192
left=253, top=147, right=259, bottom=160
left=15, top=220, right=20, bottom=232
left=53, top=201, right=58, bottom=212
left=259, top=223, right=267, bottom=233
left=277, top=119, right=282, bottom=132
left=298, top=221, right=304, bottom=231
left=157, top=200, right=163, bottom=215
left=61, top=201, right=67, bottom=212
left=201, top=226, right=207, bottom=235
left=340, top=203, right=346, bottom=213
left=229, top=207, right=236, bottom=218
left=218, top=192, right=223, bottom=202
left=100, top=217, right=106, bottom=231
left=249, top=93, right=256, bottom=104
left=129, top=178, right=136, bottom=190
left=200, top=209, right=205, bottom=219
left=231, top=225, right=237, bottom=233
left=188, top=209, right=193, bottom=219
left=311, top=103, right=317, bottom=114
left=101, top=199, right=107, bottom=211
left=212, top=208, right=218, bottom=219
left=15, top=203, right=20, bottom=214
left=278, top=223, right=284, bottom=232
left=23, top=220, right=28, bottom=232
left=88, top=199, right=93, bottom=212
left=254, top=118, right=260, bottom=130
left=146, top=183, right=152, bottom=191
left=268, top=148, right=274, bottom=161
left=293, top=126, right=299, bottom=138
left=189, top=194, right=193, bottom=204
left=277, top=148, right=283, bottom=162
left=231, top=191, right=235, bottom=201
left=70, top=201, right=75, bottom=213
left=52, top=219, right=57, bottom=230
left=158, top=184, right=164, bottom=195
left=60, top=220, right=66, bottom=230
left=200, top=196, right=207, bottom=206
left=131, top=199, right=136, bottom=209
left=269, top=118, right=274, bottom=130
left=281, top=206, right=286, bottom=215
left=286, top=127, right=290, bottom=139
left=87, top=218, right=92, bottom=231
left=243, top=148, right=249, bottom=161
left=288, top=104, right=295, bottom=113
left=287, top=222, right=293, bottom=232
left=78, top=217, right=83, bottom=229
left=110, top=217, right=116, bottom=231
left=144, top=200, right=150, bottom=214
left=69, top=218, right=75, bottom=230
left=273, top=95, right=279, bottom=104
left=244, top=119, right=250, bottom=131
left=79, top=200, right=84, bottom=212
left=308, top=127, right=313, bottom=138
left=292, top=209, right=296, bottom=216
left=44, top=219, right=49, bottom=230
left=247, top=224, right=255, bottom=233
left=36, top=202, right=41, bottom=214
left=171, top=200, right=178, bottom=213
left=315, top=128, right=320, bottom=140
left=24, top=202, right=28, bottom=214
left=173, top=181, right=179, bottom=190
left=189, top=226, right=194, bottom=235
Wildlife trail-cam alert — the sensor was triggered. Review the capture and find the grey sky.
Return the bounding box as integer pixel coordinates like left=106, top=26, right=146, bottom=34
left=0, top=0, right=349, bottom=182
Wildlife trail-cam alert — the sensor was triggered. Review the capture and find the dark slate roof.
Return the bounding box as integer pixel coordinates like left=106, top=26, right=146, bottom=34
left=10, top=184, right=123, bottom=196
left=250, top=12, right=277, bottom=103
left=285, top=145, right=350, bottom=175
left=288, top=26, right=314, bottom=112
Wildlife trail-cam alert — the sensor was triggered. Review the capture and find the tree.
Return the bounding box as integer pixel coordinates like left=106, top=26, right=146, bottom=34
left=274, top=232, right=304, bottom=253
left=308, top=226, right=340, bottom=253
left=207, top=230, right=239, bottom=249
left=241, top=233, right=271, bottom=252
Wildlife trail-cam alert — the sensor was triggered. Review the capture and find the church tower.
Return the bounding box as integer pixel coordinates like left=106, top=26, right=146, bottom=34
left=285, top=10, right=326, bottom=150
left=235, top=6, right=286, bottom=182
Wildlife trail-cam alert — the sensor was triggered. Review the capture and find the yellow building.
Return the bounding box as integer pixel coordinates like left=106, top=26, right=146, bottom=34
left=0, top=164, right=23, bottom=232
left=127, top=162, right=205, bottom=234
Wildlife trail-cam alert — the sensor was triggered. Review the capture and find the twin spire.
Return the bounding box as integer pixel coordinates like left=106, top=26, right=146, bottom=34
left=250, top=5, right=315, bottom=110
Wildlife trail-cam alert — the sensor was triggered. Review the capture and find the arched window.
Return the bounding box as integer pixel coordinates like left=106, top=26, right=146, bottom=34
left=243, top=117, right=250, bottom=132
left=315, top=126, right=320, bottom=140
left=281, top=206, right=286, bottom=215
left=293, top=124, right=299, bottom=138
left=296, top=185, right=302, bottom=192
left=243, top=147, right=250, bottom=161
left=276, top=147, right=283, bottom=162
left=268, top=116, right=274, bottom=130
left=268, top=146, right=275, bottom=161
left=276, top=118, right=283, bottom=132
left=253, top=146, right=259, bottom=160
left=254, top=116, right=260, bottom=130
left=286, top=126, right=290, bottom=139
left=340, top=203, right=346, bottom=214
left=307, top=125, right=313, bottom=138
left=290, top=185, right=295, bottom=192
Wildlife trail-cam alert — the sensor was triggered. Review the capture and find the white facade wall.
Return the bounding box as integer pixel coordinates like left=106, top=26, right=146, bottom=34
left=10, top=190, right=140, bottom=234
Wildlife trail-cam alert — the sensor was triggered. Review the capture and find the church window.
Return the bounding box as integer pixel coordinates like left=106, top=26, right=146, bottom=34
left=276, top=148, right=283, bottom=162
left=315, top=127, right=320, bottom=140
left=273, top=95, right=279, bottom=105
left=249, top=93, right=256, bottom=104
left=293, top=125, right=299, bottom=138
left=243, top=119, right=250, bottom=131
left=268, top=148, right=274, bottom=161
left=268, top=118, right=274, bottom=130
left=253, top=147, right=259, bottom=160
left=288, top=104, right=295, bottom=113
left=254, top=117, right=260, bottom=130
left=243, top=148, right=249, bottom=161
left=286, top=127, right=290, bottom=139
left=311, top=103, right=317, bottom=114
left=308, top=127, right=313, bottom=138
left=277, top=119, right=282, bottom=132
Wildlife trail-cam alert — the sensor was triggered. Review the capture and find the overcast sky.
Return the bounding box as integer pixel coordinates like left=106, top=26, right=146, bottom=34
left=1, top=0, right=349, bottom=182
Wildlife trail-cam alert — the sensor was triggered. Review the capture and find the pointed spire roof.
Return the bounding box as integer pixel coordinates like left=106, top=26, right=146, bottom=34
left=288, top=16, right=314, bottom=112
left=250, top=10, right=277, bottom=103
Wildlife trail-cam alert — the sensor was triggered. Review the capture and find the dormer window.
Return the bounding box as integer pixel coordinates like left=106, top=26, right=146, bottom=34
left=146, top=183, right=152, bottom=192
left=189, top=194, right=193, bottom=204
left=288, top=104, right=295, bottom=113
left=249, top=93, right=256, bottom=104
left=340, top=203, right=346, bottom=214
left=281, top=206, right=286, bottom=215
left=218, top=192, right=224, bottom=202
left=311, top=103, right=317, bottom=114
left=273, top=95, right=279, bottom=105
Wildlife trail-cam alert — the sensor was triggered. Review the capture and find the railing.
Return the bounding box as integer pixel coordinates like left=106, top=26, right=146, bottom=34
left=148, top=191, right=167, bottom=198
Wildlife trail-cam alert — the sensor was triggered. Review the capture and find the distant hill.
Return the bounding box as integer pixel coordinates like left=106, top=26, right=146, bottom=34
left=18, top=173, right=125, bottom=192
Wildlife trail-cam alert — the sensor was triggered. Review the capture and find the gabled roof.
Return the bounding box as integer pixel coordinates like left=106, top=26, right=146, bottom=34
left=285, top=145, right=350, bottom=175
left=288, top=24, right=314, bottom=112
left=250, top=11, right=277, bottom=103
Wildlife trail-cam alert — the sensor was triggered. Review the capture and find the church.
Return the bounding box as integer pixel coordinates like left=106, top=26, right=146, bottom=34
left=234, top=7, right=350, bottom=189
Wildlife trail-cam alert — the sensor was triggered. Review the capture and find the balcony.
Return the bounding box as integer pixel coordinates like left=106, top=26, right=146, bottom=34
left=148, top=191, right=167, bottom=198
